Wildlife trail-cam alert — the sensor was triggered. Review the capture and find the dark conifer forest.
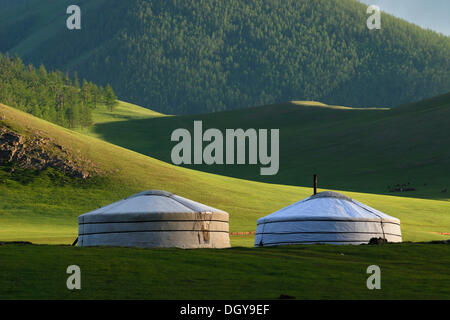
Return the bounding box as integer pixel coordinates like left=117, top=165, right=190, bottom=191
left=0, top=0, right=449, bottom=114
left=0, top=54, right=116, bottom=128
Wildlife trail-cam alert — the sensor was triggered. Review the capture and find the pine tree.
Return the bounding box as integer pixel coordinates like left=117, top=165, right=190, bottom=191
left=104, top=84, right=117, bottom=112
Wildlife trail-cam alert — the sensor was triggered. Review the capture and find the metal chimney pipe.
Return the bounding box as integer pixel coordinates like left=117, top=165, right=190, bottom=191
left=313, top=174, right=317, bottom=195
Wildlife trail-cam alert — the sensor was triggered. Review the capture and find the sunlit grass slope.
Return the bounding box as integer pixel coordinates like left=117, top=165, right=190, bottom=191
left=74, top=100, right=166, bottom=138
left=1, top=103, right=450, bottom=246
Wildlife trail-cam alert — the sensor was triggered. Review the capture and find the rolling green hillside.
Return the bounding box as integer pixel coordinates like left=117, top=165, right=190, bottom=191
left=1, top=102, right=450, bottom=246
left=79, top=93, right=450, bottom=201
left=1, top=100, right=450, bottom=300
left=1, top=0, right=449, bottom=114
left=75, top=100, right=165, bottom=137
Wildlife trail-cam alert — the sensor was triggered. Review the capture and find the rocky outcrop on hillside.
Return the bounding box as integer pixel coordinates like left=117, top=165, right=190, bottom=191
left=0, top=126, right=101, bottom=179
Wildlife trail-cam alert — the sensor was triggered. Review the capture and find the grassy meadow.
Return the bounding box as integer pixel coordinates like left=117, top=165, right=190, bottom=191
left=1, top=243, right=449, bottom=299
left=1, top=98, right=449, bottom=299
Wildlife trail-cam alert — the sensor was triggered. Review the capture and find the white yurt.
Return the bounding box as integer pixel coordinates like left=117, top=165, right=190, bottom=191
left=255, top=191, right=402, bottom=246
left=78, top=190, right=230, bottom=248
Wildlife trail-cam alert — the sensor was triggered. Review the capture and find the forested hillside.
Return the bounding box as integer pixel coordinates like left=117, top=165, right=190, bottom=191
left=0, top=54, right=116, bottom=128
left=0, top=0, right=27, bottom=9
left=1, top=0, right=449, bottom=114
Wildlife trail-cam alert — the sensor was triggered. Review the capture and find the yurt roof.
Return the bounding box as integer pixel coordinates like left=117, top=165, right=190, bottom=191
left=258, top=191, right=400, bottom=224
left=80, top=190, right=227, bottom=217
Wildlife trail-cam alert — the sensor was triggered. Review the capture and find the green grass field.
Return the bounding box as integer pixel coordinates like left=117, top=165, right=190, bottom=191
left=1, top=243, right=449, bottom=299
left=1, top=99, right=450, bottom=299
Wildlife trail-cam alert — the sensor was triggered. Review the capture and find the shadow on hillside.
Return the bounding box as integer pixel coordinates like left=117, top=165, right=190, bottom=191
left=92, top=115, right=450, bottom=201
